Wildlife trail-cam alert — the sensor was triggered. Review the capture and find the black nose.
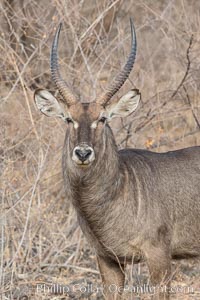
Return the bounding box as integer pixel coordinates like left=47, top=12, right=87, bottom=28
left=75, top=148, right=92, bottom=162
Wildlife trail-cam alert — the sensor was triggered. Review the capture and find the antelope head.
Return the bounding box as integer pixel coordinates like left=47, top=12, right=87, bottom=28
left=34, top=20, right=141, bottom=167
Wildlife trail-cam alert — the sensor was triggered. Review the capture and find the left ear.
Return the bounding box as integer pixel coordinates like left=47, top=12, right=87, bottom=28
left=34, top=89, right=68, bottom=120
left=106, top=89, right=141, bottom=120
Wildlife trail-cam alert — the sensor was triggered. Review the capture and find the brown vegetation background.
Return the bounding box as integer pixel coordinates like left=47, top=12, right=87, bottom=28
left=1, top=0, right=200, bottom=299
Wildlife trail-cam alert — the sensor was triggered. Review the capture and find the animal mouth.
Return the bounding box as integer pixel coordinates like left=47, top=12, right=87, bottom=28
left=75, top=158, right=94, bottom=167
left=77, top=160, right=91, bottom=166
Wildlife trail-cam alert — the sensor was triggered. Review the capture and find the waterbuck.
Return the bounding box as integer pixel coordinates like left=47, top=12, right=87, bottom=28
left=34, top=20, right=200, bottom=300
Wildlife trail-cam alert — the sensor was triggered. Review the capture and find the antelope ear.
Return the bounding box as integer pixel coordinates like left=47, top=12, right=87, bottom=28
left=106, top=89, right=140, bottom=119
left=34, top=89, right=67, bottom=120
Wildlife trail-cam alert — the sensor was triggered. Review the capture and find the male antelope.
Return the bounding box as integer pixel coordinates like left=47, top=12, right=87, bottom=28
left=34, top=20, right=200, bottom=300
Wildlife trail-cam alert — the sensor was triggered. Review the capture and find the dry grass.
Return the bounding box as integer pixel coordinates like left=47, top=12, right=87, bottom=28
left=1, top=0, right=200, bottom=299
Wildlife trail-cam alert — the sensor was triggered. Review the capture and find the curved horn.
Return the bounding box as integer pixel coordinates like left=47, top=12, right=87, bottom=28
left=96, top=18, right=137, bottom=107
left=51, top=23, right=77, bottom=106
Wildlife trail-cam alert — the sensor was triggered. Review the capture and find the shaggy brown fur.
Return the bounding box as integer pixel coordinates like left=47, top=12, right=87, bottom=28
left=61, top=104, right=200, bottom=300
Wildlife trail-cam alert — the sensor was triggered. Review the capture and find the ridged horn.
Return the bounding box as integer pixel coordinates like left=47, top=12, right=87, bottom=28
left=96, top=18, right=137, bottom=107
left=51, top=23, right=77, bottom=106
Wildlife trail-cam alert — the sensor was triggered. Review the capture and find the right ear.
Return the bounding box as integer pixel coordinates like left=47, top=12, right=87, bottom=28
left=34, top=89, right=67, bottom=120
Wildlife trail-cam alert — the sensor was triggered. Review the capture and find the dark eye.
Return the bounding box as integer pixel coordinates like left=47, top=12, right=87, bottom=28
left=99, top=116, right=107, bottom=123
left=66, top=117, right=73, bottom=124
